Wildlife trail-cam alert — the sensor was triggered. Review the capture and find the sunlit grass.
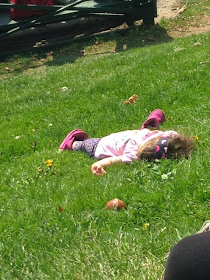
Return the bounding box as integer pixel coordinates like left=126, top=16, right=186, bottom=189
left=0, top=28, right=209, bottom=280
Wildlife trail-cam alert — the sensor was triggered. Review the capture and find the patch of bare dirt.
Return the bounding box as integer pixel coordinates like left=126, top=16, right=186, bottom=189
left=171, top=24, right=210, bottom=37
left=156, top=0, right=181, bottom=22
left=156, top=0, right=210, bottom=36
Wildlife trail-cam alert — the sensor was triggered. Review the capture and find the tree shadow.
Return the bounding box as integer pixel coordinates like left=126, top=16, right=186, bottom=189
left=0, top=16, right=173, bottom=70
left=44, top=19, right=173, bottom=67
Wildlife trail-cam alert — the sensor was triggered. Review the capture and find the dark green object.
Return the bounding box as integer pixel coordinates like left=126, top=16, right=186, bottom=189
left=0, top=0, right=157, bottom=39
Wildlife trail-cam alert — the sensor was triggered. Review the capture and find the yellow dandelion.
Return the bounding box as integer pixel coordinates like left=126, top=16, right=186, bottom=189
left=37, top=168, right=42, bottom=172
left=144, top=222, right=150, bottom=229
left=45, top=159, right=53, bottom=168
left=193, top=136, right=199, bottom=141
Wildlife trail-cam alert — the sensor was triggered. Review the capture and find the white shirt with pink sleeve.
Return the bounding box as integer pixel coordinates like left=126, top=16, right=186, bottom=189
left=94, top=129, right=178, bottom=164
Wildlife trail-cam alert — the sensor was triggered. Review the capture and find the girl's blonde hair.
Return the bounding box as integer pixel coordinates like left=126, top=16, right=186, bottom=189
left=137, top=134, right=193, bottom=161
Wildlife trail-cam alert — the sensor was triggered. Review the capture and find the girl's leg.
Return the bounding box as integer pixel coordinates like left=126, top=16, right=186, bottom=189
left=73, top=138, right=101, bottom=158
left=59, top=129, right=89, bottom=151
left=140, top=109, right=165, bottom=130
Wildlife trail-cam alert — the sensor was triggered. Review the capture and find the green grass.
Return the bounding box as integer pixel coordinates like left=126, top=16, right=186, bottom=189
left=0, top=11, right=210, bottom=280
left=160, top=0, right=210, bottom=32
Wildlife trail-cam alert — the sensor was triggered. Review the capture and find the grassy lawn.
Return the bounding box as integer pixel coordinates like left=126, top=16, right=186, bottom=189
left=0, top=1, right=209, bottom=279
left=160, top=0, right=210, bottom=32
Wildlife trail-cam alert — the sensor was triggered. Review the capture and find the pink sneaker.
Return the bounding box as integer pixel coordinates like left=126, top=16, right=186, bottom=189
left=59, top=129, right=89, bottom=150
left=140, top=109, right=165, bottom=130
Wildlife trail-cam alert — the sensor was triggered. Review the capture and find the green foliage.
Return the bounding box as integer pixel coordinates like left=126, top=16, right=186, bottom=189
left=0, top=27, right=209, bottom=280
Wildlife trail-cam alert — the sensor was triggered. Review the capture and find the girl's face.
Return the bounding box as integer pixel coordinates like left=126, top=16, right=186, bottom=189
left=137, top=135, right=163, bottom=160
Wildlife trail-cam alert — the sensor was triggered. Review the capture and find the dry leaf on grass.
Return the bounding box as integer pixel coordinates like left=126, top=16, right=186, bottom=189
left=194, top=42, right=202, bottom=47
left=58, top=206, right=63, bottom=213
left=199, top=61, right=209, bottom=65
left=176, top=3, right=187, bottom=16
left=124, top=94, right=138, bottom=104
left=46, top=51, right=53, bottom=56
left=174, top=47, right=185, bottom=52
left=61, top=86, right=68, bottom=91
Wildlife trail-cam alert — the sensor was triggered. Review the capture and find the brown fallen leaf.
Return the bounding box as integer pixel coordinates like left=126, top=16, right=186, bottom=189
left=41, top=40, right=47, bottom=46
left=46, top=51, right=53, bottom=56
left=199, top=61, right=209, bottom=65
left=31, top=142, right=36, bottom=148
left=61, top=86, right=68, bottom=91
left=58, top=206, right=63, bottom=213
left=174, top=47, right=185, bottom=52
left=194, top=42, right=202, bottom=47
left=124, top=94, right=138, bottom=104
left=176, top=4, right=187, bottom=16
left=33, top=42, right=41, bottom=48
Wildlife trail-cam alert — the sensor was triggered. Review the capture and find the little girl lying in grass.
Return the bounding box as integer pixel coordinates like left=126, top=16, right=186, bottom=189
left=59, top=109, right=193, bottom=176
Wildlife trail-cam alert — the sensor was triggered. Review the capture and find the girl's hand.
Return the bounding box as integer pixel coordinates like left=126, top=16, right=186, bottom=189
left=91, top=157, right=122, bottom=176
left=91, top=162, right=106, bottom=176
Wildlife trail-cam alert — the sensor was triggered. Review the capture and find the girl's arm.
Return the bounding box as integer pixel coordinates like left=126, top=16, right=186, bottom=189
left=91, top=156, right=123, bottom=176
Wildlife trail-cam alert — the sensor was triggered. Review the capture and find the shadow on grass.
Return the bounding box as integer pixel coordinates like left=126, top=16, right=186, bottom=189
left=0, top=17, right=173, bottom=72
left=45, top=21, right=173, bottom=67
